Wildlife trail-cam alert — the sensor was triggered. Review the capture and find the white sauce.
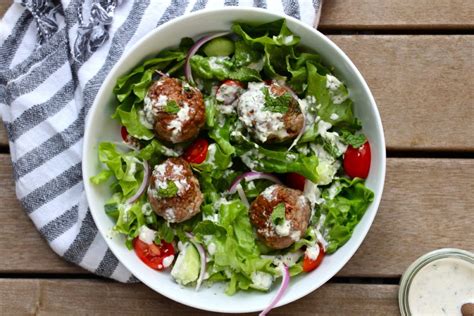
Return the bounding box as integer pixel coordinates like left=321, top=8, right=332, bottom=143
left=305, top=244, right=321, bottom=261
left=274, top=220, right=291, bottom=237
left=408, top=257, right=474, bottom=315
left=237, top=82, right=289, bottom=143
left=251, top=271, right=273, bottom=290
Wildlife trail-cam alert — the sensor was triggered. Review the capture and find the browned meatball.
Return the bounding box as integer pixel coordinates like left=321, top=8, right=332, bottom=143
left=147, top=158, right=203, bottom=223
left=249, top=184, right=310, bottom=249
left=144, top=76, right=205, bottom=143
left=269, top=83, right=304, bottom=142
left=236, top=82, right=304, bottom=143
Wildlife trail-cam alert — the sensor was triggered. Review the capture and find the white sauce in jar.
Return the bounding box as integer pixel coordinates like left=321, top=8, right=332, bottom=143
left=408, top=257, right=474, bottom=315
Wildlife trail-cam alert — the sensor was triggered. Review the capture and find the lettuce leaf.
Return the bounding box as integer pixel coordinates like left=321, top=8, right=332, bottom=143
left=233, top=134, right=319, bottom=183
left=306, top=63, right=361, bottom=131
left=193, top=199, right=274, bottom=295
left=321, top=178, right=374, bottom=253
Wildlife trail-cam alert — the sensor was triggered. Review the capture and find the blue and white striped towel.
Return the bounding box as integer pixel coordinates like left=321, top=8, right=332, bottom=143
left=0, top=0, right=322, bottom=282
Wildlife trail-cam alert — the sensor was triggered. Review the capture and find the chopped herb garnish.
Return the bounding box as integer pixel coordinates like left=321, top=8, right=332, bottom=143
left=163, top=100, right=180, bottom=114
left=157, top=180, right=179, bottom=198
left=270, top=202, right=286, bottom=225
left=262, top=87, right=291, bottom=113
left=340, top=131, right=367, bottom=148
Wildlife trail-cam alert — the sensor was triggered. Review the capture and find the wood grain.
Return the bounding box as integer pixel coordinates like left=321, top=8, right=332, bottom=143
left=0, top=122, right=6, bottom=146
left=0, top=154, right=472, bottom=276
left=1, top=0, right=473, bottom=30
left=319, top=0, right=474, bottom=30
left=0, top=279, right=399, bottom=315
left=329, top=35, right=474, bottom=151
left=0, top=36, right=472, bottom=150
left=0, top=154, right=85, bottom=273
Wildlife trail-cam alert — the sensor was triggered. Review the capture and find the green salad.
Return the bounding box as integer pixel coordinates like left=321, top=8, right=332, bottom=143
left=92, top=19, right=374, bottom=299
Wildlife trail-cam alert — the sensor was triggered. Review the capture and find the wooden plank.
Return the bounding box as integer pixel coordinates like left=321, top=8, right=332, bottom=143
left=0, top=154, right=472, bottom=276
left=0, top=122, right=7, bottom=146
left=340, top=158, right=474, bottom=277
left=0, top=36, right=472, bottom=150
left=1, top=0, right=473, bottom=30
left=319, top=0, right=474, bottom=30
left=0, top=154, right=85, bottom=273
left=0, top=1, right=8, bottom=18
left=329, top=35, right=474, bottom=151
left=0, top=279, right=399, bottom=315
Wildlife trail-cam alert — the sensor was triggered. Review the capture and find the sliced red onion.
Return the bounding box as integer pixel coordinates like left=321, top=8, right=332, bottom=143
left=184, top=31, right=231, bottom=84
left=185, top=232, right=207, bottom=291
left=259, top=264, right=290, bottom=316
left=228, top=172, right=282, bottom=194
left=236, top=184, right=249, bottom=208
left=126, top=160, right=150, bottom=204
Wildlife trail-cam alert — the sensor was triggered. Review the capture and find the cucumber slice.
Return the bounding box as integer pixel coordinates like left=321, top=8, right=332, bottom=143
left=203, top=37, right=235, bottom=57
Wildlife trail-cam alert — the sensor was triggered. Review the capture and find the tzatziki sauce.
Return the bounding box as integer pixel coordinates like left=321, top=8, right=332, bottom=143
left=408, top=257, right=474, bottom=315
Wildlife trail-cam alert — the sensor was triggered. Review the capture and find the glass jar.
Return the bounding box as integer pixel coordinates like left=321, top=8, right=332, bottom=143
left=399, top=248, right=474, bottom=316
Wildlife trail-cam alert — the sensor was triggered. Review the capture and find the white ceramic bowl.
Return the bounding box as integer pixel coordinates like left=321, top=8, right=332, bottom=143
left=83, top=7, right=386, bottom=314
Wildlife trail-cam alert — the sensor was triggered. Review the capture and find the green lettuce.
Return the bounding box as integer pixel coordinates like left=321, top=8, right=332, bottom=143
left=321, top=178, right=374, bottom=253
left=193, top=199, right=274, bottom=295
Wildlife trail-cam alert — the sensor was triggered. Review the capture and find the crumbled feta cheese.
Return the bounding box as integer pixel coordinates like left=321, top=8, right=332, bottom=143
left=330, top=113, right=339, bottom=120
left=138, top=225, right=156, bottom=244
left=290, top=230, right=301, bottom=241
left=326, top=74, right=348, bottom=104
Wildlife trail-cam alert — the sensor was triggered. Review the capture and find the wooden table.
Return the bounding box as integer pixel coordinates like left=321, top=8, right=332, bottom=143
left=0, top=1, right=473, bottom=314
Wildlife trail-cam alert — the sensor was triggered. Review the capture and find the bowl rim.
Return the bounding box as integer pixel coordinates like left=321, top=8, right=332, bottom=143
left=83, top=6, right=386, bottom=313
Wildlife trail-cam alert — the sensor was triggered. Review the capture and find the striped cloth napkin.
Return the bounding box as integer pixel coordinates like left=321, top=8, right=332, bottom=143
left=0, top=0, right=322, bottom=282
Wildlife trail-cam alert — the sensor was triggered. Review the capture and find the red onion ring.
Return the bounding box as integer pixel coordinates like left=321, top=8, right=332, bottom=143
left=185, top=232, right=207, bottom=291
left=184, top=31, right=231, bottom=85
left=228, top=171, right=282, bottom=194
left=125, top=160, right=150, bottom=204
left=259, top=264, right=290, bottom=316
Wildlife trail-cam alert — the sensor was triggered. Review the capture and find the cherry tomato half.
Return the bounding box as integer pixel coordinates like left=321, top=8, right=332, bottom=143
left=121, top=126, right=129, bottom=142
left=221, top=79, right=244, bottom=88
left=302, top=244, right=325, bottom=272
left=183, top=138, right=209, bottom=164
left=343, top=141, right=371, bottom=179
left=133, top=238, right=175, bottom=271
left=285, top=172, right=306, bottom=191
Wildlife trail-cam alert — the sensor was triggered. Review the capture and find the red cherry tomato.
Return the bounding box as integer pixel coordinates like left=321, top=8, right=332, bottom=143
left=121, top=126, right=129, bottom=142
left=133, top=238, right=175, bottom=270
left=285, top=172, right=306, bottom=191
left=221, top=79, right=244, bottom=88
left=302, top=244, right=325, bottom=272
left=183, top=138, right=209, bottom=164
left=343, top=141, right=371, bottom=179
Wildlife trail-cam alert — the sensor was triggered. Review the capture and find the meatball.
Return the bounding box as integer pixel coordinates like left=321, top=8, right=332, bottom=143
left=249, top=184, right=310, bottom=249
left=237, top=82, right=304, bottom=143
left=144, top=76, right=205, bottom=143
left=147, top=157, right=203, bottom=223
